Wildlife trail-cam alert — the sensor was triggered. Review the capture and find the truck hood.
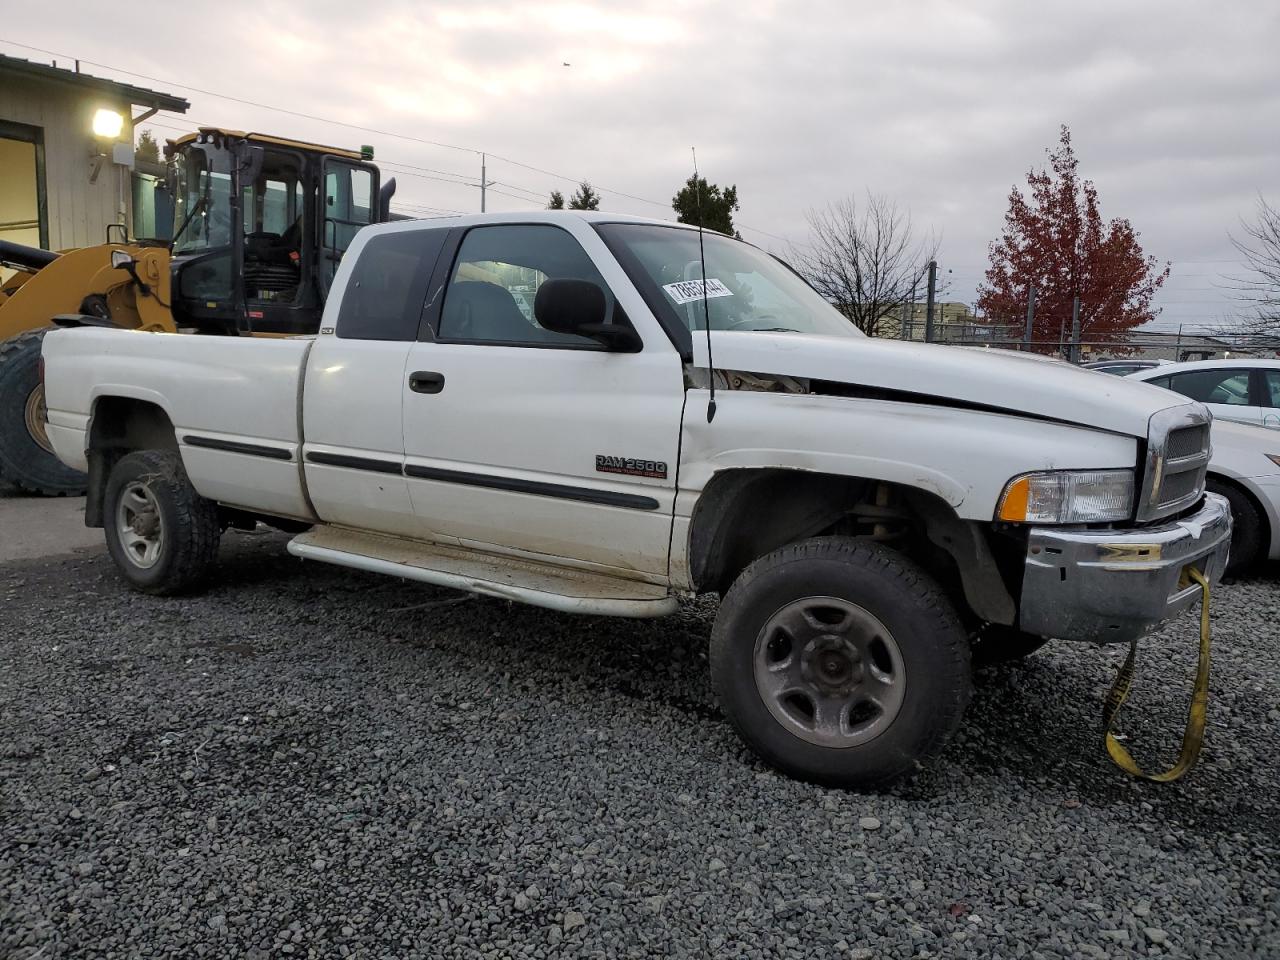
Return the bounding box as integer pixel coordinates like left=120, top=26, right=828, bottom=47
left=692, top=332, right=1191, bottom=437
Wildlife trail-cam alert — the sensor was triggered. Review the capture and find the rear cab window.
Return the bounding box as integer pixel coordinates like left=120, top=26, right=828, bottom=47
left=336, top=229, right=448, bottom=341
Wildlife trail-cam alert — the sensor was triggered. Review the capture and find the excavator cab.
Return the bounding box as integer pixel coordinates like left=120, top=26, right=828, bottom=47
left=165, top=129, right=385, bottom=335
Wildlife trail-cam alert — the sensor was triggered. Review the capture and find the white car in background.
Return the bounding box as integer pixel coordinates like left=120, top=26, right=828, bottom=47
left=1204, top=418, right=1280, bottom=572
left=1127, top=358, right=1280, bottom=428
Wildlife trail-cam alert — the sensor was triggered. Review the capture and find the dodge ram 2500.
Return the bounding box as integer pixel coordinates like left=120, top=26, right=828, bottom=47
left=41, top=211, right=1231, bottom=788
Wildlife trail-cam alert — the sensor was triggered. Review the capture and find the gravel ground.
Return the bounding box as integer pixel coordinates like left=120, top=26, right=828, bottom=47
left=2, top=530, right=1278, bottom=959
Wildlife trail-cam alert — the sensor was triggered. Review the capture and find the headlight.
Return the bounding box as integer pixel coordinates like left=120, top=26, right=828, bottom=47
left=997, top=469, right=1134, bottom=524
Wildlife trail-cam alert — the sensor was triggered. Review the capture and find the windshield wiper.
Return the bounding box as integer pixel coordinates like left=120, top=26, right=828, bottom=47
left=170, top=194, right=207, bottom=250
left=753, top=326, right=800, bottom=333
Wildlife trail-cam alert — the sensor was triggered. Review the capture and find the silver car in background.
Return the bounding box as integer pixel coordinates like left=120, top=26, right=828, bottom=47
left=1128, top=358, right=1280, bottom=429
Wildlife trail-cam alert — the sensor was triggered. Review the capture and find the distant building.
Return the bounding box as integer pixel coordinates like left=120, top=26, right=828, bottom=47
left=1088, top=329, right=1280, bottom=363
left=874, top=302, right=992, bottom=342
left=0, top=53, right=187, bottom=263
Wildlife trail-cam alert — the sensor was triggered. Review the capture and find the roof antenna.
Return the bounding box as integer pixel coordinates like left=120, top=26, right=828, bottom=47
left=692, top=147, right=716, bottom=423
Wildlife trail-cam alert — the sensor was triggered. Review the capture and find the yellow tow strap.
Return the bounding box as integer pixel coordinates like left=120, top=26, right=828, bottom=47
left=1102, top=566, right=1211, bottom=782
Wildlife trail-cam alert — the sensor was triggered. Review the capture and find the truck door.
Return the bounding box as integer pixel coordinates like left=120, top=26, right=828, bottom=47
left=301, top=226, right=449, bottom=536
left=401, top=222, right=685, bottom=578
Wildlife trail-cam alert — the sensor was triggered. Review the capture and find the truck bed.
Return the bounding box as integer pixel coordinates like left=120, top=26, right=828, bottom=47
left=42, top=327, right=315, bottom=520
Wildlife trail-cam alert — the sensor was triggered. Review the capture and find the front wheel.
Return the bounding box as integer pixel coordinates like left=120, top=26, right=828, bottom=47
left=104, top=449, right=221, bottom=595
left=710, top=537, right=972, bottom=789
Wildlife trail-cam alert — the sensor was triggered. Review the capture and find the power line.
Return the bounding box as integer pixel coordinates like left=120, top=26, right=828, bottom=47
left=491, top=181, right=553, bottom=202
left=0, top=38, right=675, bottom=211
left=0, top=39, right=483, bottom=158
left=4, top=37, right=815, bottom=235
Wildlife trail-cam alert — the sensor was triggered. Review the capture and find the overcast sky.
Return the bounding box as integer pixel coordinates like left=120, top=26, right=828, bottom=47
left=6, top=1, right=1278, bottom=331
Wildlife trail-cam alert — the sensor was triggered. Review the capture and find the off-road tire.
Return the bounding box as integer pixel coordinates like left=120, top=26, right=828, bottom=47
left=969, top=624, right=1051, bottom=668
left=0, top=329, right=88, bottom=495
left=710, top=536, right=972, bottom=789
left=1207, top=479, right=1262, bottom=575
left=104, top=449, right=221, bottom=595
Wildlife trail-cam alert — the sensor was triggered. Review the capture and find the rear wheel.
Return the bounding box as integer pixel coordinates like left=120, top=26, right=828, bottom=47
left=0, top=329, right=87, bottom=496
left=710, top=537, right=971, bottom=789
left=103, top=450, right=221, bottom=595
left=1207, top=478, right=1263, bottom=574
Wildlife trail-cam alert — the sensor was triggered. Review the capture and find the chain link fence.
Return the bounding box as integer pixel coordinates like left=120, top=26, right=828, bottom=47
left=892, top=318, right=1280, bottom=363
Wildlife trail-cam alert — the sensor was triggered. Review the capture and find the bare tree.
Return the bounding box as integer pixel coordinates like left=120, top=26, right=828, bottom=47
left=1229, top=196, right=1280, bottom=334
left=790, top=193, right=938, bottom=337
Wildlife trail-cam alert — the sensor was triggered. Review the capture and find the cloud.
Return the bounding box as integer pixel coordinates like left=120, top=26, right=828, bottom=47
left=8, top=0, right=1278, bottom=328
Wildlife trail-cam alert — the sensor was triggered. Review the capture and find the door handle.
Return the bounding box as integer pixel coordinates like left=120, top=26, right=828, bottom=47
left=408, top=371, right=445, bottom=394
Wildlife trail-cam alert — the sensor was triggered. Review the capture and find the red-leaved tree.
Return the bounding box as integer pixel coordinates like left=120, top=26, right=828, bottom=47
left=977, top=126, right=1169, bottom=353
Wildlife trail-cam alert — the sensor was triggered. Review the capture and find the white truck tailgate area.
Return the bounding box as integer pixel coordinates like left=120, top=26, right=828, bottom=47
left=43, top=327, right=314, bottom=520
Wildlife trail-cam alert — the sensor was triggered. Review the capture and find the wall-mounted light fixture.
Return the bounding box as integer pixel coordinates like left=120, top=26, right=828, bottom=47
left=89, top=108, right=129, bottom=184
left=92, top=108, right=124, bottom=140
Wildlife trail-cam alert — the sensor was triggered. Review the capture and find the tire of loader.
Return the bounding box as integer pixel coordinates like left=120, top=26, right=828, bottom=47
left=0, top=329, right=88, bottom=496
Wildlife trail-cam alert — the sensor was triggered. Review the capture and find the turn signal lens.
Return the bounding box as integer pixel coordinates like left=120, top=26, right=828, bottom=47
left=998, top=476, right=1031, bottom=522
left=997, top=469, right=1134, bottom=524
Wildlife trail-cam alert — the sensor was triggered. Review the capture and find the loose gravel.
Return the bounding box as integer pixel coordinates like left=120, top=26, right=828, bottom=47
left=2, top=531, right=1278, bottom=959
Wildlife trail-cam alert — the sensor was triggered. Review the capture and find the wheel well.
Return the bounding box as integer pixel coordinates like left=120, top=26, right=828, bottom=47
left=686, top=469, right=1018, bottom=626
left=688, top=469, right=862, bottom=594
left=83, top=397, right=178, bottom=526
left=1208, top=472, right=1271, bottom=558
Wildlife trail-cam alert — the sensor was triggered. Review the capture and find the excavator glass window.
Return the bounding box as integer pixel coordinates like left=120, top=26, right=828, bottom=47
left=243, top=150, right=307, bottom=305
left=172, top=145, right=233, bottom=255
left=321, top=163, right=375, bottom=288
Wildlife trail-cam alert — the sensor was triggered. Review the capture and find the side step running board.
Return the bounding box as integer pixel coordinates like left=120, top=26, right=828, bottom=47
left=287, top=526, right=678, bottom=619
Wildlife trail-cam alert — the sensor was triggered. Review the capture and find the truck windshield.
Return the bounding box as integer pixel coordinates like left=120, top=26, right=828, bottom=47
left=596, top=222, right=862, bottom=341
left=171, top=145, right=233, bottom=254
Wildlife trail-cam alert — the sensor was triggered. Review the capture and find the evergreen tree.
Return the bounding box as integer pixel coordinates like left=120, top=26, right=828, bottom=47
left=672, top=176, right=740, bottom=236
left=135, top=129, right=161, bottom=164
left=568, top=182, right=601, bottom=211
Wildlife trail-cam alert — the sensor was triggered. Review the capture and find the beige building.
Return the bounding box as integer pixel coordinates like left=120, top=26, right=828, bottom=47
left=876, top=301, right=983, bottom=342
left=0, top=53, right=187, bottom=259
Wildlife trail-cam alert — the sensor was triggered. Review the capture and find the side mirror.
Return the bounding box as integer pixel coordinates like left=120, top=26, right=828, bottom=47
left=109, top=248, right=151, bottom=296
left=535, top=278, right=641, bottom=352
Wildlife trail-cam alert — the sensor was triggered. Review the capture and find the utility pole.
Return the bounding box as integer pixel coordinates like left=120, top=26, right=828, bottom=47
left=1069, top=295, right=1081, bottom=363
left=478, top=153, right=496, bottom=212
left=923, top=260, right=937, bottom=343
left=1175, top=323, right=1184, bottom=363
left=1023, top=282, right=1036, bottom=351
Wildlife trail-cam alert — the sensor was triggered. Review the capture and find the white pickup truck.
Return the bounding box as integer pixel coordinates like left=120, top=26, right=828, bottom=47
left=41, top=211, right=1231, bottom=788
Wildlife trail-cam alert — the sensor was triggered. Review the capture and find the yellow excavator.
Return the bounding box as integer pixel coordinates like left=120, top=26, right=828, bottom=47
left=0, top=127, right=395, bottom=494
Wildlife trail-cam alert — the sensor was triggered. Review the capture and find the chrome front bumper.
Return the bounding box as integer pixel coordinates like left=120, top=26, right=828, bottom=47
left=1017, top=493, right=1232, bottom=644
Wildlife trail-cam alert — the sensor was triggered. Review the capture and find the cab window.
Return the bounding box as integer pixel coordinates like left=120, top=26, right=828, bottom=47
left=436, top=224, right=608, bottom=347
left=335, top=229, right=448, bottom=341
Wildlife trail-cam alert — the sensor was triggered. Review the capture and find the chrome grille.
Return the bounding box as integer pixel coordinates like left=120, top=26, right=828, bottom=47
left=1157, top=470, right=1201, bottom=505
left=1167, top=424, right=1209, bottom=461
left=1137, top=406, right=1211, bottom=521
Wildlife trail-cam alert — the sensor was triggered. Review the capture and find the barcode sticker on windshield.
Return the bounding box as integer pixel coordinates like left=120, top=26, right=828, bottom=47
left=663, top=278, right=734, bottom=305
